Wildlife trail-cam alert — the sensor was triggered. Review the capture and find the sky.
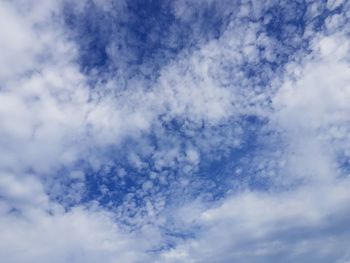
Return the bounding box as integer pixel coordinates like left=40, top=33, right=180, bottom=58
left=0, top=0, right=350, bottom=262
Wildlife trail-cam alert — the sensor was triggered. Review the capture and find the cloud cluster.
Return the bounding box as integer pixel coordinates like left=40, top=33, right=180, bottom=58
left=0, top=0, right=350, bottom=262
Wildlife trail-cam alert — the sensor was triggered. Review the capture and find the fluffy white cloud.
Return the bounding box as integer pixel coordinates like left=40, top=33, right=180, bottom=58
left=158, top=179, right=350, bottom=263
left=0, top=205, right=155, bottom=263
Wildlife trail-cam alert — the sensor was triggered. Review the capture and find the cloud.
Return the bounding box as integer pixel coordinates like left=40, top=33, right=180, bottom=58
left=1, top=0, right=350, bottom=262
left=154, top=5, right=350, bottom=262
left=0, top=205, right=155, bottom=263
left=158, top=179, right=350, bottom=263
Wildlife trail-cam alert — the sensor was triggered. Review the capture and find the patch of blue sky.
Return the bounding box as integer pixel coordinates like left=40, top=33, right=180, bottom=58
left=63, top=0, right=232, bottom=77
left=51, top=114, right=275, bottom=220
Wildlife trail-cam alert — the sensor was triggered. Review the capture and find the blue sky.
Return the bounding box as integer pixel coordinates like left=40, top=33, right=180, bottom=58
left=0, top=0, right=350, bottom=262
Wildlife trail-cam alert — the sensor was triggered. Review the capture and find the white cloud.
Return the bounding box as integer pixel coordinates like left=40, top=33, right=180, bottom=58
left=0, top=205, right=154, bottom=263
left=158, top=179, right=350, bottom=263
left=156, top=9, right=350, bottom=263
left=1, top=1, right=350, bottom=262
